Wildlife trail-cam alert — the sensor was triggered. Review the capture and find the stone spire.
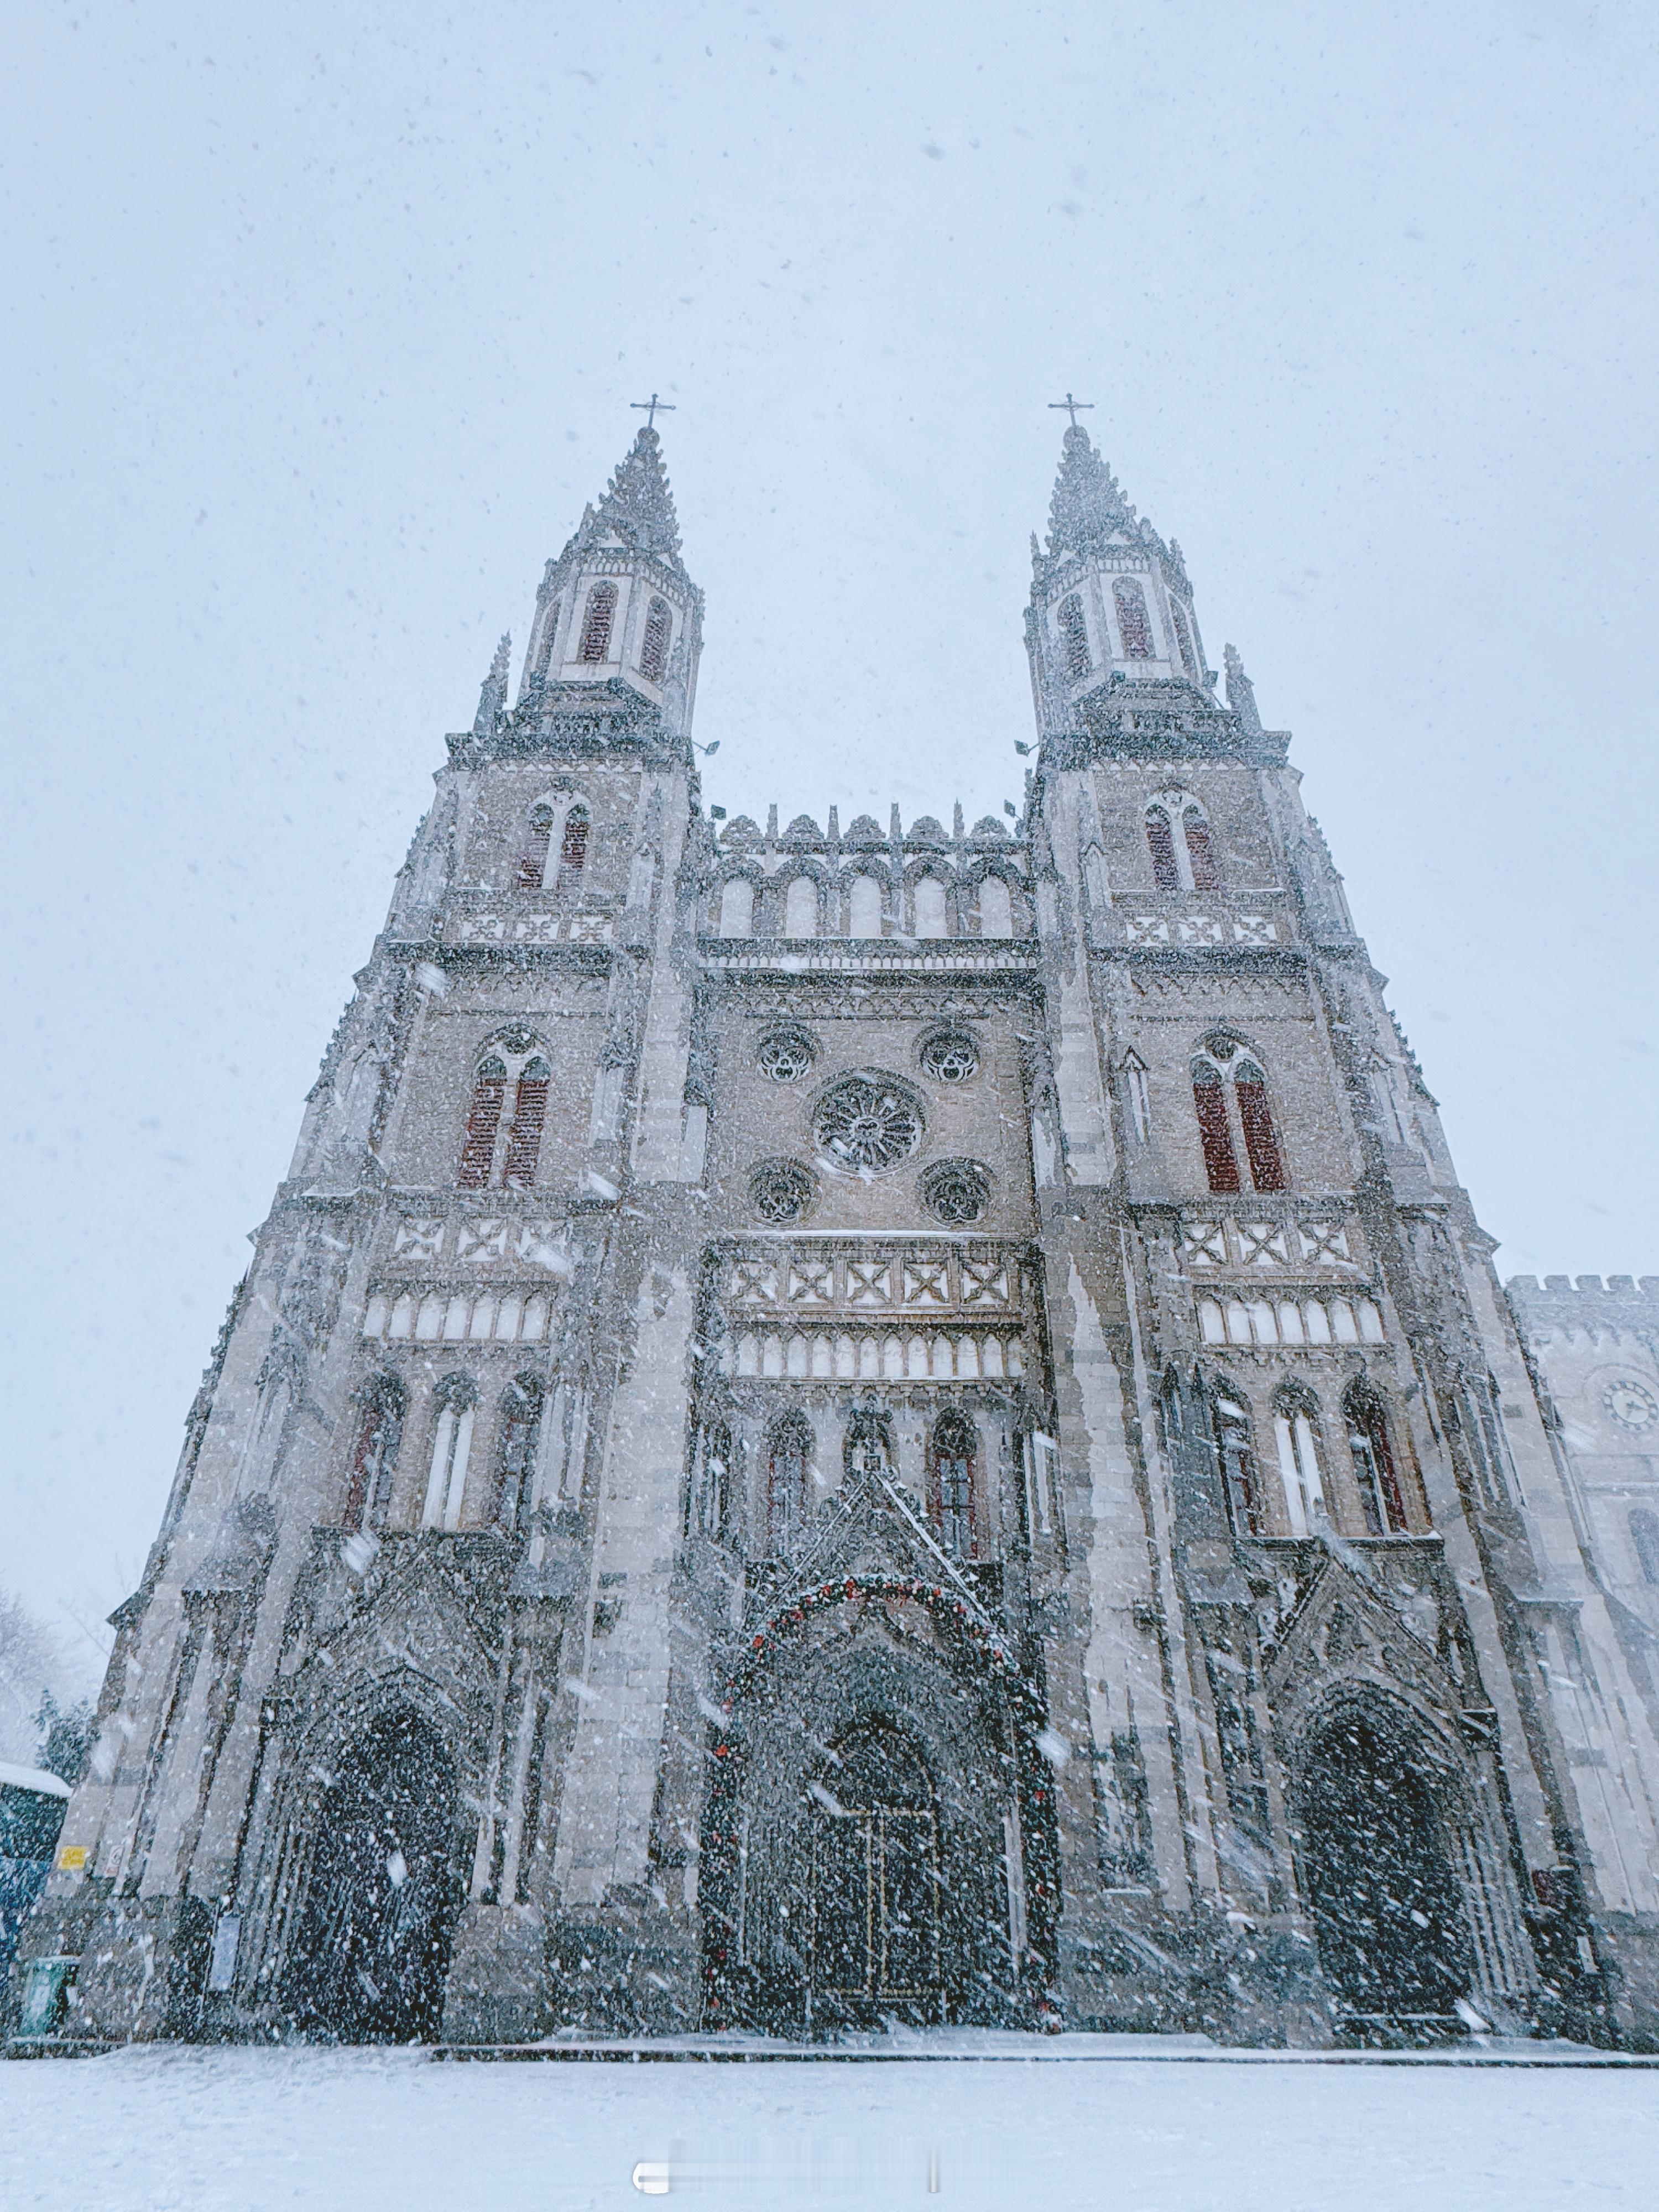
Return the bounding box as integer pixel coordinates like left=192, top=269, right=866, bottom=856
left=591, top=425, right=684, bottom=571
left=472, top=631, right=511, bottom=737
left=1045, top=422, right=1138, bottom=558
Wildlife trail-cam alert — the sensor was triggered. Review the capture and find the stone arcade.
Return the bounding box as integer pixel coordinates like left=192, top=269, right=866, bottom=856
left=13, top=423, right=1659, bottom=2048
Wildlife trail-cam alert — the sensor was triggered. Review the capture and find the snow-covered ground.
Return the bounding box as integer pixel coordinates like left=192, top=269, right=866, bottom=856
left=3, top=2041, right=1656, bottom=2211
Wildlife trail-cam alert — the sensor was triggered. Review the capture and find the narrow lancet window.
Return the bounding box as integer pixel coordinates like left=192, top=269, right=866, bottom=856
left=1234, top=1059, right=1286, bottom=1192
left=1274, top=1391, right=1327, bottom=1536
left=459, top=1056, right=508, bottom=1189
left=1183, top=805, right=1219, bottom=893
left=493, top=1377, right=544, bottom=1535
left=1213, top=1394, right=1259, bottom=1537
left=342, top=1378, right=405, bottom=1534
left=1192, top=1059, right=1241, bottom=1191
left=1169, top=598, right=1197, bottom=675
left=1146, top=806, right=1181, bottom=893
left=503, top=1055, right=551, bottom=1188
left=1114, top=577, right=1154, bottom=658
left=639, top=596, right=671, bottom=683
left=577, top=581, right=617, bottom=663
left=557, top=805, right=590, bottom=883
left=1058, top=593, right=1091, bottom=677
left=1346, top=1384, right=1408, bottom=1535
left=518, top=806, right=554, bottom=891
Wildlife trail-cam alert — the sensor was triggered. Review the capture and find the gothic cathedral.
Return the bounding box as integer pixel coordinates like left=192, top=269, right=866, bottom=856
left=17, top=423, right=1659, bottom=2050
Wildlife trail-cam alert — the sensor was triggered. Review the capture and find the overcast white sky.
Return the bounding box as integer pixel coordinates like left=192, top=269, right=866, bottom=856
left=3, top=1, right=1655, bottom=1673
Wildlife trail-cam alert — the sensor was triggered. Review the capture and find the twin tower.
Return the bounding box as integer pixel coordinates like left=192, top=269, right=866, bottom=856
left=15, top=421, right=1659, bottom=2050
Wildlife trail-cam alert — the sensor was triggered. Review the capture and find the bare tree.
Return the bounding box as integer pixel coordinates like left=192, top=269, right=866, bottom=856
left=0, top=1586, right=64, bottom=1768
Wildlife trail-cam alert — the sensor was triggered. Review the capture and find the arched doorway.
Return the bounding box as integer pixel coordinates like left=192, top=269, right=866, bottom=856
left=810, top=1723, right=941, bottom=2021
left=285, top=1708, right=462, bottom=2042
left=1296, top=1707, right=1474, bottom=2034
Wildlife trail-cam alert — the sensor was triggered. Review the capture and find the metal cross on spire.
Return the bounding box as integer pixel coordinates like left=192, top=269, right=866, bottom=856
left=630, top=393, right=676, bottom=430
left=1048, top=392, right=1094, bottom=428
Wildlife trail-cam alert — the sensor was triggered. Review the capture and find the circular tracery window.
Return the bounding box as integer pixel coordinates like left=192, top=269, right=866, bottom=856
left=921, top=1159, right=992, bottom=1224
left=757, top=1027, right=817, bottom=1084
left=813, top=1074, right=924, bottom=1173
left=919, top=1029, right=979, bottom=1084
left=749, top=1159, right=816, bottom=1223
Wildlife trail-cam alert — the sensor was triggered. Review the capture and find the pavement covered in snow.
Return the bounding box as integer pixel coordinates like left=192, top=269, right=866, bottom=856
left=4, top=2041, right=1658, bottom=2211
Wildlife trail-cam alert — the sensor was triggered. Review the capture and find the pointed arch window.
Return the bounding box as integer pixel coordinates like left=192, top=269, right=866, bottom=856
left=1169, top=598, right=1197, bottom=675
left=913, top=875, right=947, bottom=939
left=459, top=1055, right=508, bottom=1189
left=1146, top=805, right=1182, bottom=893
left=848, top=873, right=884, bottom=938
left=460, top=1037, right=552, bottom=1190
left=577, top=581, right=617, bottom=663
left=1191, top=1058, right=1241, bottom=1192
left=342, top=1375, right=405, bottom=1534
left=1213, top=1392, right=1260, bottom=1537
left=1182, top=805, right=1219, bottom=893
left=503, top=1055, right=551, bottom=1188
left=1058, top=593, right=1091, bottom=678
left=929, top=1409, right=978, bottom=1557
left=1121, top=1049, right=1152, bottom=1142
left=718, top=875, right=754, bottom=937
left=1191, top=1039, right=1287, bottom=1194
left=493, top=1376, right=544, bottom=1536
left=1233, top=1057, right=1286, bottom=1191
left=1345, top=1383, right=1407, bottom=1535
left=422, top=1375, right=478, bottom=1532
left=978, top=876, right=1014, bottom=938
left=639, top=595, right=671, bottom=684
left=1273, top=1387, right=1327, bottom=1536
left=768, top=1412, right=813, bottom=1552
left=557, top=805, right=590, bottom=884
left=518, top=805, right=555, bottom=891
left=1114, top=577, right=1155, bottom=658
left=784, top=875, right=820, bottom=938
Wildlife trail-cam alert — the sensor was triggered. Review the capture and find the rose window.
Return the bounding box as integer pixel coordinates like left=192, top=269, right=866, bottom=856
left=921, top=1159, right=992, bottom=1224
left=812, top=1074, right=924, bottom=1173
left=757, top=1027, right=817, bottom=1084
left=919, top=1029, right=979, bottom=1084
left=749, top=1159, right=816, bottom=1223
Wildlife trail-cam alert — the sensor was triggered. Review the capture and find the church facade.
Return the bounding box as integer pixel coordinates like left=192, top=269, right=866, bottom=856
left=14, top=424, right=1659, bottom=2048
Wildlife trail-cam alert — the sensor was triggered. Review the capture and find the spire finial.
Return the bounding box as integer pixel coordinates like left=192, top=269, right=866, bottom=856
left=630, top=392, right=676, bottom=430
left=1048, top=392, right=1094, bottom=429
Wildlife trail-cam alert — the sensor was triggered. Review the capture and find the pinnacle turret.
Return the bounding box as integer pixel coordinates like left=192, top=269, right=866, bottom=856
left=472, top=631, right=511, bottom=737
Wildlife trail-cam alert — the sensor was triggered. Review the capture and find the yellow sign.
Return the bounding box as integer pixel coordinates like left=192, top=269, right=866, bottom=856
left=55, top=1845, right=88, bottom=1872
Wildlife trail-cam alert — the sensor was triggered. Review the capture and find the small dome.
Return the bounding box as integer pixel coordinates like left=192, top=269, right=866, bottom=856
left=844, top=813, right=886, bottom=844
left=720, top=814, right=763, bottom=847
left=971, top=816, right=1010, bottom=840
left=907, top=815, right=948, bottom=845
left=782, top=813, right=823, bottom=843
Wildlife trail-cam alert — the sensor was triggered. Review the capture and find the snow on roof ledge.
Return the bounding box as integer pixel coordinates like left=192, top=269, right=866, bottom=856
left=0, top=1760, right=72, bottom=1798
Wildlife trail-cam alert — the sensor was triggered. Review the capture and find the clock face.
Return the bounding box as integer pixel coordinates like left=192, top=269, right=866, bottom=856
left=1604, top=1380, right=1659, bottom=1433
